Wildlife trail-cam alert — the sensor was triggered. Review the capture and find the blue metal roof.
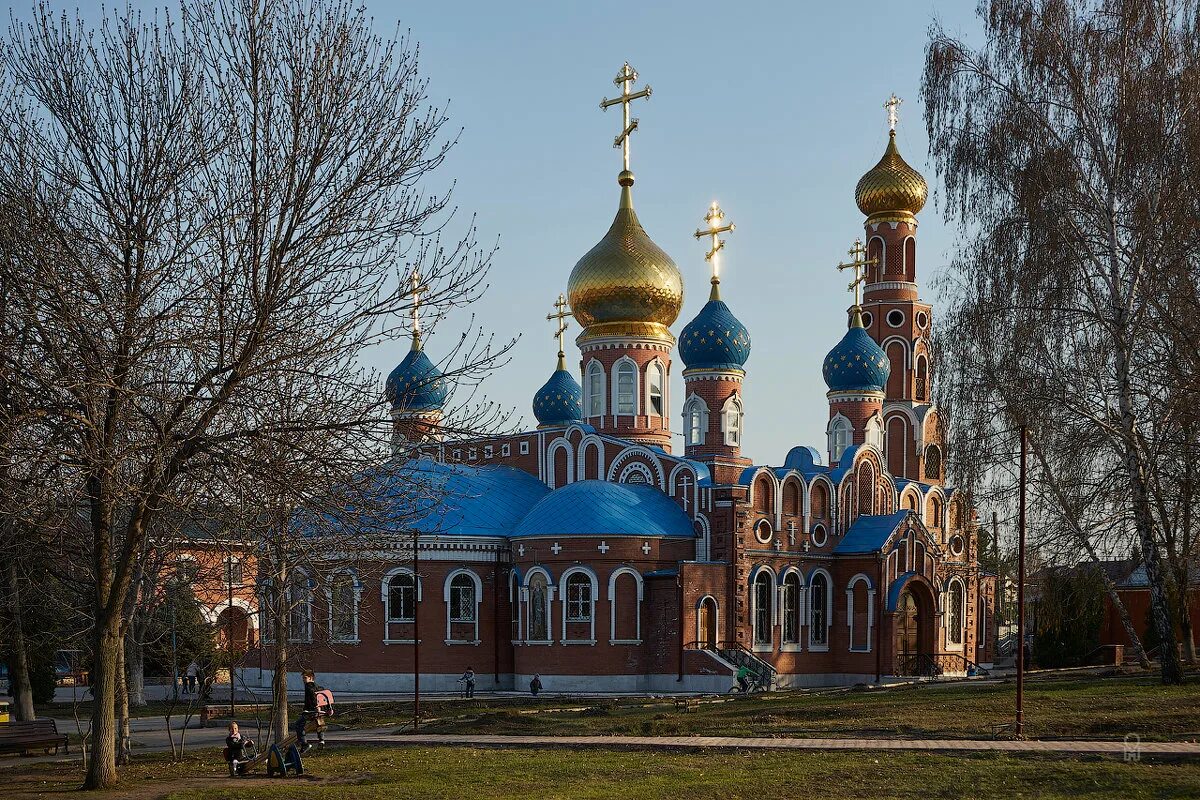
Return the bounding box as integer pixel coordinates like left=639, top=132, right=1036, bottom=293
left=835, top=511, right=911, bottom=554
left=512, top=480, right=695, bottom=539
left=369, top=458, right=550, bottom=537
left=822, top=324, right=889, bottom=392
left=385, top=345, right=448, bottom=412
left=532, top=367, right=584, bottom=426
left=679, top=298, right=751, bottom=371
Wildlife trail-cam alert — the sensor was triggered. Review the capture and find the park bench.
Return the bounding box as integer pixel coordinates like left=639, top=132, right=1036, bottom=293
left=200, top=703, right=272, bottom=727
left=0, top=719, right=69, bottom=756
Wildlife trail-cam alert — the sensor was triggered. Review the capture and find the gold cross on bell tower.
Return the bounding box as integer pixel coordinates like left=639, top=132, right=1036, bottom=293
left=546, top=293, right=571, bottom=370
left=600, top=62, right=652, bottom=173
left=407, top=266, right=430, bottom=350
left=693, top=202, right=735, bottom=301
left=836, top=238, right=877, bottom=325
left=884, top=93, right=902, bottom=132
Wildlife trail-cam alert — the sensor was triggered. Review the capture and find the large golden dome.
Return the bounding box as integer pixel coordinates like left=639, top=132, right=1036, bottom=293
left=568, top=172, right=683, bottom=344
left=855, top=131, right=928, bottom=218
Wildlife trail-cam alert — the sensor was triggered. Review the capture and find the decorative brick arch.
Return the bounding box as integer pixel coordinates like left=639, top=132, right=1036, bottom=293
left=606, top=447, right=665, bottom=489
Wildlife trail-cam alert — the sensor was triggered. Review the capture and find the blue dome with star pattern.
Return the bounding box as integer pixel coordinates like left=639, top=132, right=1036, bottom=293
left=679, top=298, right=751, bottom=371
left=385, top=345, right=448, bottom=412
left=822, top=322, right=889, bottom=392
left=533, top=366, right=583, bottom=427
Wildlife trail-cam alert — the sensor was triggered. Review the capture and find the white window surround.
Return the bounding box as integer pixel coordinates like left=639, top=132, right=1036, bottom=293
left=609, top=567, right=644, bottom=644
left=523, top=568, right=555, bottom=643
left=945, top=577, right=966, bottom=649
left=865, top=415, right=884, bottom=452
left=828, top=414, right=852, bottom=463
left=780, top=570, right=804, bottom=652
left=559, top=566, right=599, bottom=644
left=807, top=569, right=834, bottom=652
left=750, top=567, right=776, bottom=652
left=381, top=566, right=422, bottom=624
left=326, top=569, right=363, bottom=644
left=694, top=594, right=719, bottom=648
left=585, top=360, right=606, bottom=417
left=444, top=568, right=483, bottom=644
left=613, top=357, right=638, bottom=416
left=682, top=394, right=709, bottom=446
left=845, top=573, right=875, bottom=653
left=287, top=569, right=314, bottom=644
left=646, top=359, right=667, bottom=418
left=722, top=395, right=743, bottom=447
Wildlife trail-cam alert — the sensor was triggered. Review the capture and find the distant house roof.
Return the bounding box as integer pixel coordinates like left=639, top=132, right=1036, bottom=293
left=835, top=511, right=912, bottom=554
left=512, top=480, right=695, bottom=539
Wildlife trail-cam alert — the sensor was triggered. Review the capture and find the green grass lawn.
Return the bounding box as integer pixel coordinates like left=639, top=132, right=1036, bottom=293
left=6, top=746, right=1200, bottom=800
left=325, top=670, right=1200, bottom=742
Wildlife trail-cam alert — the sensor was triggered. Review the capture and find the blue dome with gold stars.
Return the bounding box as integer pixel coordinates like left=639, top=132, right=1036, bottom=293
left=822, top=317, right=889, bottom=392
left=385, top=345, right=448, bottom=412
left=533, top=366, right=583, bottom=427
left=679, top=298, right=751, bottom=371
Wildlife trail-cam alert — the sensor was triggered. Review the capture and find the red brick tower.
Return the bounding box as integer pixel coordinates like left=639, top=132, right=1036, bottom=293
left=854, top=96, right=943, bottom=485
left=567, top=64, right=681, bottom=451
left=678, top=203, right=751, bottom=484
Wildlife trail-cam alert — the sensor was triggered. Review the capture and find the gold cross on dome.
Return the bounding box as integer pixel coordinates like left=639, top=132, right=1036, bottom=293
left=600, top=62, right=652, bottom=172
left=693, top=202, right=735, bottom=298
left=546, top=293, right=571, bottom=359
left=836, top=238, right=877, bottom=307
left=885, top=93, right=902, bottom=131
left=407, top=266, right=430, bottom=348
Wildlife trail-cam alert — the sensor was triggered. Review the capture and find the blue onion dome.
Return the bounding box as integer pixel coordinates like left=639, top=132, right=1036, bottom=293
left=533, top=355, right=584, bottom=427
left=679, top=280, right=751, bottom=371
left=822, top=308, right=890, bottom=392
left=385, top=337, right=448, bottom=412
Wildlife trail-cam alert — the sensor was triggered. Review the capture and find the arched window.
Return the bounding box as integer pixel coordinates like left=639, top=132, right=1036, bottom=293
left=828, top=416, right=852, bottom=462
left=566, top=573, right=593, bottom=623
left=328, top=571, right=360, bottom=643
left=947, top=580, right=965, bottom=646
left=929, top=495, right=944, bottom=529
left=528, top=572, right=550, bottom=642
left=609, top=568, right=643, bottom=643
left=752, top=571, right=773, bottom=648
left=915, top=354, right=929, bottom=401
left=616, top=360, right=637, bottom=415
left=865, top=415, right=884, bottom=451
left=288, top=570, right=313, bottom=643
left=809, top=572, right=830, bottom=648
left=449, top=573, right=476, bottom=623
left=586, top=361, right=605, bottom=417
left=647, top=361, right=666, bottom=417
left=446, top=570, right=481, bottom=643
left=753, top=475, right=773, bottom=514
left=723, top=396, right=743, bottom=446
left=924, top=444, right=942, bottom=480
left=811, top=482, right=829, bottom=520
left=683, top=395, right=708, bottom=446
left=386, top=572, right=417, bottom=623
left=782, top=481, right=801, bottom=516
left=782, top=572, right=802, bottom=646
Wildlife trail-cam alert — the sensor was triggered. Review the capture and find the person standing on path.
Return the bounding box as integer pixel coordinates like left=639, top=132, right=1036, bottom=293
left=529, top=674, right=542, bottom=697
left=459, top=667, right=476, bottom=699
left=185, top=660, right=199, bottom=694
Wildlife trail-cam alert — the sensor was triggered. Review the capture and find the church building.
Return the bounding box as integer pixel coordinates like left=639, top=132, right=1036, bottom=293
left=247, top=66, right=997, bottom=693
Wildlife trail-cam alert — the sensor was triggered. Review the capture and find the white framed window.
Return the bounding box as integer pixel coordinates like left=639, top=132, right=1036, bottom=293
left=827, top=415, right=852, bottom=462
left=449, top=574, right=477, bottom=623
left=615, top=359, right=637, bottom=415
left=866, top=415, right=884, bottom=451
left=224, top=556, right=243, bottom=586
left=811, top=523, right=828, bottom=548
left=754, top=519, right=773, bottom=545
left=484, top=445, right=493, bottom=458
left=809, top=571, right=831, bottom=649
left=445, top=569, right=482, bottom=644
left=520, top=441, right=530, bottom=455
left=328, top=570, right=360, bottom=643
left=468, top=447, right=477, bottom=460
left=527, top=571, right=551, bottom=642
left=722, top=396, right=743, bottom=447
left=947, top=579, right=965, bottom=646
left=646, top=361, right=666, bottom=417
left=560, top=568, right=597, bottom=643
left=502, top=443, right=511, bottom=457
left=586, top=361, right=606, bottom=417
left=751, top=570, right=774, bottom=649
left=386, top=571, right=417, bottom=623
left=683, top=395, right=708, bottom=446
left=782, top=572, right=802, bottom=646
left=288, top=570, right=313, bottom=643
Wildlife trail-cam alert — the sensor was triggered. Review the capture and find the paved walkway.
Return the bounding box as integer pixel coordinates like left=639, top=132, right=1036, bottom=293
left=329, top=730, right=1200, bottom=757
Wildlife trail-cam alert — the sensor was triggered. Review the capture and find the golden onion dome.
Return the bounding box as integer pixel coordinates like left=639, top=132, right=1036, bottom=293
left=568, top=171, right=683, bottom=344
left=855, top=130, right=928, bottom=219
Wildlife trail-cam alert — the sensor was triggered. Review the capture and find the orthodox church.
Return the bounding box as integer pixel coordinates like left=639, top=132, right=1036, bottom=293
left=252, top=67, right=996, bottom=693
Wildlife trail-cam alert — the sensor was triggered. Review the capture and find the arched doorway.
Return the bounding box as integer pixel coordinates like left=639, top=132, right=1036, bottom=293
left=893, top=585, right=933, bottom=674
left=216, top=606, right=253, bottom=652
left=697, top=597, right=717, bottom=648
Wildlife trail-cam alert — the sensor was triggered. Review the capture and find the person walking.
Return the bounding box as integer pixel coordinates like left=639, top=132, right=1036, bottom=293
left=295, top=670, right=326, bottom=752
left=185, top=660, right=199, bottom=694
left=529, top=673, right=542, bottom=697
left=459, top=667, right=476, bottom=699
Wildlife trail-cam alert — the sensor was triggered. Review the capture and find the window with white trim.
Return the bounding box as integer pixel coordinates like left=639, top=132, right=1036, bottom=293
left=866, top=415, right=884, bottom=451
left=329, top=572, right=359, bottom=642
left=586, top=361, right=605, bottom=417
left=288, top=571, right=313, bottom=643
left=224, top=556, right=243, bottom=586
left=616, top=361, right=636, bottom=415
left=387, top=572, right=417, bottom=622
left=683, top=395, right=708, bottom=446
left=566, top=573, right=593, bottom=622
left=752, top=571, right=772, bottom=647
left=947, top=579, right=965, bottom=645
left=828, top=416, right=852, bottom=462
left=723, top=396, right=743, bottom=446
left=449, top=573, right=477, bottom=623
left=528, top=572, right=550, bottom=641
left=782, top=572, right=801, bottom=645
left=647, top=361, right=665, bottom=417
left=810, top=572, right=829, bottom=646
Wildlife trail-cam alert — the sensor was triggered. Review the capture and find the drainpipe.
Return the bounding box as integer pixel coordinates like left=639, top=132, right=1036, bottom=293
left=677, top=571, right=685, bottom=682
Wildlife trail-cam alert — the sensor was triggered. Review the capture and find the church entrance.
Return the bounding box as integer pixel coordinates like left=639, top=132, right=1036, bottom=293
left=698, top=597, right=717, bottom=648
left=893, top=586, right=932, bottom=674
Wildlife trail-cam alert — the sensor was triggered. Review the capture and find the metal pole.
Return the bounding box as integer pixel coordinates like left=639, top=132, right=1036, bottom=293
left=228, top=550, right=235, bottom=718
left=1016, top=426, right=1028, bottom=738
left=413, top=527, right=420, bottom=731
left=170, top=595, right=178, bottom=701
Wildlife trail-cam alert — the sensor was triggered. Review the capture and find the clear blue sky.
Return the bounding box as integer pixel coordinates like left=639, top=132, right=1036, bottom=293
left=35, top=1, right=986, bottom=465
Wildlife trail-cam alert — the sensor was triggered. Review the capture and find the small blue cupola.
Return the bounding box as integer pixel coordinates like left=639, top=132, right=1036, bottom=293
left=822, top=308, right=889, bottom=393
left=385, top=335, right=448, bottom=413
left=533, top=355, right=584, bottom=427
left=679, top=277, right=751, bottom=372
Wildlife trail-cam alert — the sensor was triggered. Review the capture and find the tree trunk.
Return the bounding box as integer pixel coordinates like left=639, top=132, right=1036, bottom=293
left=126, top=632, right=147, bottom=708
left=115, top=635, right=131, bottom=766
left=272, top=637, right=289, bottom=745
left=3, top=560, right=35, bottom=721
left=84, top=616, right=121, bottom=789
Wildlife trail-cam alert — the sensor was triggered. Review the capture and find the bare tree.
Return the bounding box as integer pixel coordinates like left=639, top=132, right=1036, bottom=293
left=924, top=0, right=1199, bottom=684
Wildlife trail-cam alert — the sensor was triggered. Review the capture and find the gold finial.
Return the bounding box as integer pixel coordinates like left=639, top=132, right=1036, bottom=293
left=884, top=93, right=902, bottom=132
left=836, top=238, right=878, bottom=327
left=693, top=201, right=735, bottom=301
left=407, top=266, right=430, bottom=350
left=546, top=293, right=571, bottom=370
left=600, top=62, right=652, bottom=180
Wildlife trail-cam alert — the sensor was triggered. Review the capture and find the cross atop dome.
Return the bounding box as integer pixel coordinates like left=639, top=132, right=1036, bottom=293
left=836, top=238, right=877, bottom=328
left=693, top=202, right=736, bottom=301
left=600, top=62, right=652, bottom=182
left=884, top=93, right=902, bottom=131
left=546, top=293, right=571, bottom=370
left=407, top=266, right=429, bottom=350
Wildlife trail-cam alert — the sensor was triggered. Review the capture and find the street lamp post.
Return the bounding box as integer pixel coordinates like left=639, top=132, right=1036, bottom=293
left=1016, top=426, right=1028, bottom=738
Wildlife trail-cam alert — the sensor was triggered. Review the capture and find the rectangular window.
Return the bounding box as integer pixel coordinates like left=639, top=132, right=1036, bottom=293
left=225, top=558, right=243, bottom=585
left=587, top=370, right=604, bottom=416
left=520, top=441, right=529, bottom=455
left=453, top=449, right=462, bottom=460
left=387, top=579, right=416, bottom=622
left=484, top=445, right=493, bottom=458
left=753, top=581, right=771, bottom=646
left=782, top=584, right=799, bottom=644
left=468, top=447, right=477, bottom=460
left=502, top=443, right=511, bottom=457
left=648, top=366, right=664, bottom=416
left=450, top=584, right=476, bottom=623
left=617, top=367, right=635, bottom=415
left=567, top=582, right=591, bottom=622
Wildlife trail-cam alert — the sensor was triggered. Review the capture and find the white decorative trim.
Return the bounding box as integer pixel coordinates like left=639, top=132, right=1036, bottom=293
left=444, top=568, right=483, bottom=644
